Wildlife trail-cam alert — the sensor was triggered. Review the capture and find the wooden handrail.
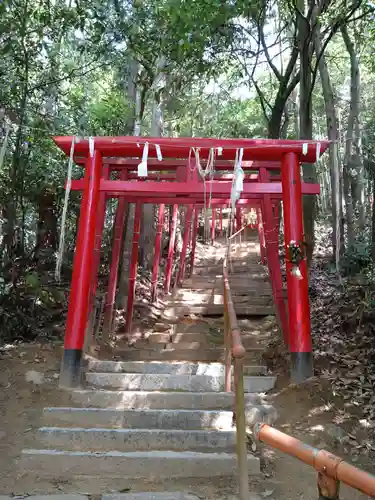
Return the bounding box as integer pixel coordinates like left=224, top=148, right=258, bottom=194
left=254, top=424, right=375, bottom=499
left=222, top=253, right=249, bottom=500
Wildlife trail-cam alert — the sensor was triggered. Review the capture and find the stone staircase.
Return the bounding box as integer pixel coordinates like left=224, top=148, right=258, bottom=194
left=21, top=358, right=276, bottom=480
left=20, top=236, right=278, bottom=493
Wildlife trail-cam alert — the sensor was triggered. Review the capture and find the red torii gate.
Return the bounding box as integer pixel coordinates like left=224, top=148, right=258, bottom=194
left=53, top=136, right=329, bottom=389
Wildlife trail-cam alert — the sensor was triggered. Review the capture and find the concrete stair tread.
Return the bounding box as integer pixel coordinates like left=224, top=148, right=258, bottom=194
left=38, top=427, right=237, bottom=452
left=43, top=405, right=277, bottom=428
left=102, top=494, right=201, bottom=500
left=170, top=297, right=273, bottom=306
left=110, top=347, right=263, bottom=362
left=21, top=449, right=260, bottom=478
left=43, top=408, right=235, bottom=429
left=71, top=390, right=266, bottom=409
left=85, top=372, right=276, bottom=392
left=163, top=305, right=274, bottom=316
left=87, top=360, right=266, bottom=376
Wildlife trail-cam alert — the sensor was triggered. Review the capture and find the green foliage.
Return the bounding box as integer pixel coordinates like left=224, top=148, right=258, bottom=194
left=341, top=239, right=372, bottom=276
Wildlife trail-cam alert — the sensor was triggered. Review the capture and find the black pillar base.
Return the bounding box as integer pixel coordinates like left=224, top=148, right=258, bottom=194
left=290, top=352, right=313, bottom=384
left=59, top=349, right=83, bottom=389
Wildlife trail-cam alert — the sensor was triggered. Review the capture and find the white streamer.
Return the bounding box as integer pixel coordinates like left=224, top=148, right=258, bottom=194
left=155, top=144, right=163, bottom=161
left=137, top=142, right=149, bottom=177
left=302, top=143, right=308, bottom=155
left=316, top=142, right=321, bottom=162
left=89, top=136, right=95, bottom=157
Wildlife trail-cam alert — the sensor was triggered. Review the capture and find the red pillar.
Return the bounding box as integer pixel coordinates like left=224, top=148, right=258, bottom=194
left=177, top=205, right=193, bottom=287
left=259, top=168, right=289, bottom=346
left=235, top=206, right=242, bottom=232
left=219, top=207, right=223, bottom=236
left=211, top=208, right=216, bottom=245
left=281, top=152, right=313, bottom=382
left=102, top=172, right=128, bottom=342
left=151, top=204, right=165, bottom=302
left=60, top=151, right=102, bottom=389
left=86, top=165, right=109, bottom=342
left=126, top=201, right=141, bottom=334
left=274, top=202, right=280, bottom=243
left=257, top=207, right=266, bottom=265
left=164, top=204, right=178, bottom=294
left=189, top=207, right=199, bottom=277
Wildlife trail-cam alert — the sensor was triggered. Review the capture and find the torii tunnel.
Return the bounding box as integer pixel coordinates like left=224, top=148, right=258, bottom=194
left=53, top=136, right=329, bottom=388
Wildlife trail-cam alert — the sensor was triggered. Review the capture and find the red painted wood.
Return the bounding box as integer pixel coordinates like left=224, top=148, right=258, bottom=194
left=64, top=151, right=102, bottom=350
left=164, top=204, right=178, bottom=293
left=88, top=165, right=109, bottom=326
left=257, top=207, right=266, bottom=265
left=177, top=206, right=193, bottom=287
left=96, top=180, right=320, bottom=196
left=54, top=136, right=329, bottom=162
left=259, top=167, right=289, bottom=344
left=151, top=204, right=165, bottom=302
left=126, top=201, right=141, bottom=334
left=102, top=171, right=128, bottom=339
left=281, top=153, right=312, bottom=354
left=219, top=207, right=223, bottom=235
left=189, top=207, right=199, bottom=277
left=74, top=157, right=283, bottom=169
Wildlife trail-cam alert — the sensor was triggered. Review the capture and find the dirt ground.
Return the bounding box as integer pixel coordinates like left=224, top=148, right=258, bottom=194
left=0, top=334, right=374, bottom=499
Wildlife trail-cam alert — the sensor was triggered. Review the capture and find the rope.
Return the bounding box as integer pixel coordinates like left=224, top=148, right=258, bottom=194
left=55, top=136, right=76, bottom=282
left=191, top=147, right=215, bottom=242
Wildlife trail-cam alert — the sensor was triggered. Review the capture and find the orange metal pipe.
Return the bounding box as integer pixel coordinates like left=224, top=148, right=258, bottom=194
left=254, top=424, right=375, bottom=498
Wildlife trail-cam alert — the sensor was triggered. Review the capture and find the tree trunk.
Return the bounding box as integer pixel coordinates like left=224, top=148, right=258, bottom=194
left=313, top=18, right=344, bottom=263
left=140, top=56, right=166, bottom=269
left=116, top=60, right=140, bottom=309
left=341, top=25, right=361, bottom=248
left=36, top=188, right=58, bottom=259
left=297, top=5, right=315, bottom=263
left=341, top=24, right=365, bottom=234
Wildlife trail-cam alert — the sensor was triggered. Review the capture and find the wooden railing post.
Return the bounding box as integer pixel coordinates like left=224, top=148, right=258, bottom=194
left=234, top=356, right=249, bottom=500
left=223, top=254, right=249, bottom=500
left=223, top=282, right=231, bottom=393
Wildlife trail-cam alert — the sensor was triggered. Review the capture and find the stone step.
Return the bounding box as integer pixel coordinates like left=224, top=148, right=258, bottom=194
left=85, top=373, right=276, bottom=393
left=170, top=296, right=273, bottom=307
left=87, top=360, right=266, bottom=376
left=20, top=449, right=260, bottom=478
left=102, top=494, right=200, bottom=500
left=43, top=408, right=234, bottom=429
left=110, top=347, right=263, bottom=362
left=182, top=276, right=269, bottom=288
left=163, top=305, right=274, bottom=316
left=71, top=390, right=265, bottom=410
left=43, top=406, right=277, bottom=429
left=128, top=332, right=268, bottom=350
left=38, top=427, right=237, bottom=453
left=147, top=341, right=264, bottom=352
left=170, top=333, right=270, bottom=349
left=175, top=289, right=273, bottom=298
